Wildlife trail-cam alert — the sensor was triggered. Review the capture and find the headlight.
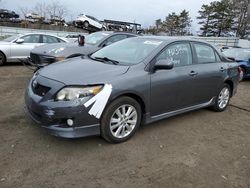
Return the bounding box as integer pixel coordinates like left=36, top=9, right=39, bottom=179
left=56, top=85, right=103, bottom=101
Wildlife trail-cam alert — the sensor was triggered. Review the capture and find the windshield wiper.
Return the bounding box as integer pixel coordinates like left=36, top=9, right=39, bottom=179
left=93, top=57, right=119, bottom=65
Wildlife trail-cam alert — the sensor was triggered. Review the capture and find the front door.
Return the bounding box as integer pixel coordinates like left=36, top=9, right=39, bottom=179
left=10, top=34, right=42, bottom=60
left=150, top=42, right=199, bottom=117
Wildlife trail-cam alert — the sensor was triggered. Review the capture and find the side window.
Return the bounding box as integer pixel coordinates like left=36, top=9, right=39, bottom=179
left=43, top=35, right=60, bottom=43
left=156, top=43, right=192, bottom=67
left=105, top=35, right=127, bottom=46
left=126, top=35, right=136, bottom=39
left=194, top=43, right=216, bottom=64
left=20, top=35, right=40, bottom=43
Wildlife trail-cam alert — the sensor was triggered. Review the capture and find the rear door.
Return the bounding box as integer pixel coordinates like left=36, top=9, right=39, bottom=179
left=190, top=42, right=226, bottom=103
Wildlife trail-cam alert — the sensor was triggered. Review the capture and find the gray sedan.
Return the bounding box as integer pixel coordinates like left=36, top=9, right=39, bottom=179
left=0, top=33, right=68, bottom=65
left=25, top=37, right=240, bottom=143
left=30, top=31, right=137, bottom=65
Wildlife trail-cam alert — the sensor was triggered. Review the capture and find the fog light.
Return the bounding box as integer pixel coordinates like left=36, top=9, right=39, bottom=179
left=67, top=119, right=74, bottom=126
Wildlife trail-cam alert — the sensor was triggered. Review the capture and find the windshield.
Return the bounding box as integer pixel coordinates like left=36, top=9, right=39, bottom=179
left=3, top=34, right=22, bottom=42
left=85, top=32, right=110, bottom=45
left=91, top=38, right=163, bottom=65
left=223, top=49, right=250, bottom=61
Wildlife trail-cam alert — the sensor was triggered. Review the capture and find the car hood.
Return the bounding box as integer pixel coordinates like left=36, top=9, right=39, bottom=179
left=39, top=57, right=129, bottom=85
left=31, top=42, right=98, bottom=57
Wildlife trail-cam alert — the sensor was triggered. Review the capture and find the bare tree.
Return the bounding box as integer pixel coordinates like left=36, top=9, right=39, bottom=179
left=47, top=1, right=67, bottom=20
left=34, top=2, right=48, bottom=19
left=19, top=7, right=30, bottom=19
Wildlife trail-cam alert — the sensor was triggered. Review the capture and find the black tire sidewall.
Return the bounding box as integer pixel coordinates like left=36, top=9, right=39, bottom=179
left=0, top=52, right=6, bottom=66
left=100, top=96, right=141, bottom=143
left=213, top=84, right=231, bottom=112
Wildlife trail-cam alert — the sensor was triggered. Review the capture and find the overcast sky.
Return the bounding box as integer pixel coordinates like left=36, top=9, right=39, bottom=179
left=1, top=0, right=216, bottom=32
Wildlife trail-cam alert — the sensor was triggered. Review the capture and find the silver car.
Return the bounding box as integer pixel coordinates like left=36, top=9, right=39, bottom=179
left=0, top=33, right=68, bottom=65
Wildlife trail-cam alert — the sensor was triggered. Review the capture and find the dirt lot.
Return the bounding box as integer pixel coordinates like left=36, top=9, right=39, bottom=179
left=0, top=65, right=250, bottom=188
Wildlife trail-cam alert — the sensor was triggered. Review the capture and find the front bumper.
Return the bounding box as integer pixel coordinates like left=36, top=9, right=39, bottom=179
left=24, top=75, right=100, bottom=138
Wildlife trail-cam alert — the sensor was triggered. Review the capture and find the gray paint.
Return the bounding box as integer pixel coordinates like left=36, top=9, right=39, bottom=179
left=25, top=37, right=240, bottom=138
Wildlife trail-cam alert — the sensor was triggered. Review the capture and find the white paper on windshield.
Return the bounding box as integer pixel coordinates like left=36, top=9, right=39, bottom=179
left=102, top=33, right=110, bottom=36
left=84, top=84, right=112, bottom=119
left=144, top=40, right=163, bottom=46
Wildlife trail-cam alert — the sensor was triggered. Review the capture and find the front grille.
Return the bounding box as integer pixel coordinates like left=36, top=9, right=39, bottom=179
left=32, top=81, right=51, bottom=97
left=30, top=53, right=56, bottom=65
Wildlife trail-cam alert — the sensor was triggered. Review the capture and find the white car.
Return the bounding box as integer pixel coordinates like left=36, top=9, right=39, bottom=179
left=25, top=13, right=44, bottom=20
left=0, top=33, right=68, bottom=65
left=74, top=14, right=106, bottom=30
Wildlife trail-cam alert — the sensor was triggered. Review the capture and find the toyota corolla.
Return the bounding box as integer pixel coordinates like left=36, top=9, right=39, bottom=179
left=25, top=37, right=240, bottom=143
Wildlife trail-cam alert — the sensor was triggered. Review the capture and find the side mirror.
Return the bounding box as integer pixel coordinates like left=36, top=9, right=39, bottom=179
left=16, top=38, right=24, bottom=44
left=78, top=35, right=85, bottom=46
left=154, top=59, right=174, bottom=70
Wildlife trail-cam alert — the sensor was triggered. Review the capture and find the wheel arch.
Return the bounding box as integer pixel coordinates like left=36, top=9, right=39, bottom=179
left=109, top=92, right=147, bottom=115
left=224, top=79, right=234, bottom=97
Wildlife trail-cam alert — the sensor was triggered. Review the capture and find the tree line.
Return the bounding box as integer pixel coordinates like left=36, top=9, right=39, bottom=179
left=149, top=0, right=249, bottom=38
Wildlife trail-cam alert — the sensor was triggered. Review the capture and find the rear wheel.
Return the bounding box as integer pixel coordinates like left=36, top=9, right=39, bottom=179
left=0, top=52, right=6, bottom=66
left=100, top=96, right=141, bottom=143
left=211, top=83, right=231, bottom=112
left=240, top=68, right=246, bottom=81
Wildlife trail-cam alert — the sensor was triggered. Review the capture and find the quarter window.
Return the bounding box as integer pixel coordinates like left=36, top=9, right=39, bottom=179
left=194, top=43, right=216, bottom=64
left=156, top=43, right=192, bottom=67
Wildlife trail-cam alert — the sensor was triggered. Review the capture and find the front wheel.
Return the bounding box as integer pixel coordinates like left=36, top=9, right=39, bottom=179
left=211, top=84, right=231, bottom=112
left=0, top=52, right=6, bottom=66
left=100, top=96, right=141, bottom=143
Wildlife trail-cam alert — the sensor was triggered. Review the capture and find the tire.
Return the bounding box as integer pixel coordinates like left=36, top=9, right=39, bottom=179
left=83, top=21, right=89, bottom=28
left=0, top=52, right=6, bottom=66
left=100, top=96, right=142, bottom=143
left=211, top=83, right=231, bottom=112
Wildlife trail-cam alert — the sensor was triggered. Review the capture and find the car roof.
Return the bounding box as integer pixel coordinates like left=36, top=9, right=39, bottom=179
left=94, top=31, right=138, bottom=36
left=139, top=36, right=214, bottom=45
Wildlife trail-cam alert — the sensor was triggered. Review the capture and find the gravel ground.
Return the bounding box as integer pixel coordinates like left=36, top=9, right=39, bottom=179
left=0, top=65, right=249, bottom=188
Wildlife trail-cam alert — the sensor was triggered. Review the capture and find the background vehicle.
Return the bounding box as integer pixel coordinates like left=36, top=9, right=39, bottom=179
left=0, top=33, right=68, bottom=65
left=74, top=14, right=106, bottom=30
left=0, top=9, right=19, bottom=19
left=30, top=31, right=137, bottom=65
left=25, top=13, right=44, bottom=20
left=25, top=37, right=240, bottom=143
left=223, top=48, right=250, bottom=79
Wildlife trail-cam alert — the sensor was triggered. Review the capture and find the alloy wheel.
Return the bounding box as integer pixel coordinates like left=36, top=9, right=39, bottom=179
left=109, top=104, right=138, bottom=139
left=218, top=87, right=230, bottom=109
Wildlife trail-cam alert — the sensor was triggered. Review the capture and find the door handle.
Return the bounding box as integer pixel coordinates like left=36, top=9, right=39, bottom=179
left=220, top=67, right=225, bottom=72
left=189, top=71, right=198, bottom=77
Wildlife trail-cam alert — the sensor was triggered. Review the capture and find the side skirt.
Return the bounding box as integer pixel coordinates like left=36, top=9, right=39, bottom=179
left=147, top=98, right=215, bottom=124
